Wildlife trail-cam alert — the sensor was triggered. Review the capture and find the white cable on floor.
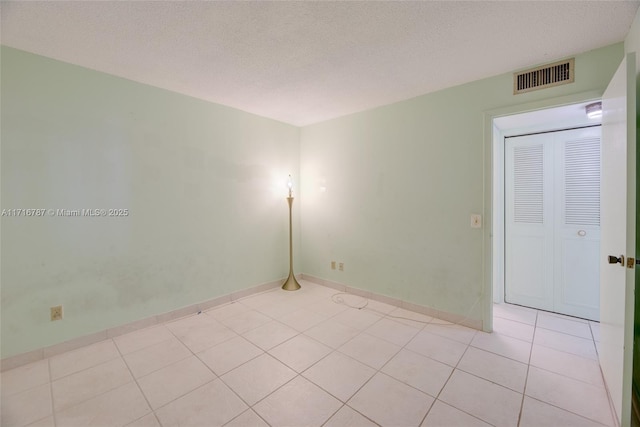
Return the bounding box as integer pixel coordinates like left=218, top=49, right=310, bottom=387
left=331, top=293, right=368, bottom=310
left=330, top=291, right=483, bottom=328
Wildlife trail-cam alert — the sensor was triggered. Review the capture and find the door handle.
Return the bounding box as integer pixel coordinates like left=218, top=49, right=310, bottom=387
left=608, top=255, right=625, bottom=265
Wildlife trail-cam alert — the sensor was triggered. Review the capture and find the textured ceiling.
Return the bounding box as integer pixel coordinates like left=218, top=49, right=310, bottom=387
left=1, top=1, right=638, bottom=126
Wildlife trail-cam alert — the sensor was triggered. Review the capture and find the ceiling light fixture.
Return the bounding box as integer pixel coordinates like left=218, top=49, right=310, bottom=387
left=585, top=102, right=602, bottom=119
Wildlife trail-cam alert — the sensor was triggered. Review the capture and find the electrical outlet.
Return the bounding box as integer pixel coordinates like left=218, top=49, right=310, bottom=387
left=470, top=214, right=482, bottom=228
left=338, top=262, right=344, bottom=271
left=50, top=305, right=63, bottom=321
left=331, top=261, right=336, bottom=270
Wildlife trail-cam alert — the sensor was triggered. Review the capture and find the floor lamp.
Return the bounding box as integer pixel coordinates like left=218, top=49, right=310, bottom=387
left=282, top=175, right=301, bottom=291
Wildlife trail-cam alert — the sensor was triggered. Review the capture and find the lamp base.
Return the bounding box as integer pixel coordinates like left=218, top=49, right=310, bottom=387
left=282, top=272, right=301, bottom=291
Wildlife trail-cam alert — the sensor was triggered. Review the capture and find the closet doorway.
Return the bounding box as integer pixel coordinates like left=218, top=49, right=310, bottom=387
left=493, top=102, right=603, bottom=321
left=505, top=126, right=601, bottom=320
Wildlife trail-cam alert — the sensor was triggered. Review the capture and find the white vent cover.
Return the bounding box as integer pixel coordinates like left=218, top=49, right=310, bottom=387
left=514, top=58, right=575, bottom=94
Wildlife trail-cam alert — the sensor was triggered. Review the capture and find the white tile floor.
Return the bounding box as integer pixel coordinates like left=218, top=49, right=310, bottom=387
left=0, top=280, right=616, bottom=427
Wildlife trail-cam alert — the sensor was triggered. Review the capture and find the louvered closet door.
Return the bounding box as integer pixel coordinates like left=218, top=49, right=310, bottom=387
left=554, top=127, right=601, bottom=320
left=505, top=127, right=601, bottom=320
left=505, top=133, right=555, bottom=312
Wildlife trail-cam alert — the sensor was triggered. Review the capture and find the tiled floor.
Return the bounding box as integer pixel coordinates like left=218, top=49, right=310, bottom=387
left=1, top=280, right=615, bottom=427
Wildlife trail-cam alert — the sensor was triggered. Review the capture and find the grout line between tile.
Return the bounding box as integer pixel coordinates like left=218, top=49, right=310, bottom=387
left=318, top=403, right=347, bottom=427
left=53, top=372, right=139, bottom=421
left=467, top=342, right=530, bottom=365
left=527, top=360, right=608, bottom=390
left=344, top=403, right=384, bottom=426
left=122, top=336, right=193, bottom=380
left=534, top=324, right=595, bottom=340
left=124, top=412, right=162, bottom=427
left=47, top=339, right=121, bottom=381
left=47, top=358, right=57, bottom=427
left=417, top=339, right=490, bottom=427
left=300, top=330, right=376, bottom=402
left=47, top=343, right=143, bottom=415
left=112, top=335, right=159, bottom=424
left=243, top=371, right=300, bottom=412
left=589, top=321, right=599, bottom=344
left=111, top=324, right=171, bottom=357
left=493, top=313, right=537, bottom=327
left=151, top=412, right=163, bottom=427
left=222, top=408, right=270, bottom=427
left=531, top=341, right=598, bottom=362
left=516, top=308, right=538, bottom=426
left=523, top=395, right=611, bottom=427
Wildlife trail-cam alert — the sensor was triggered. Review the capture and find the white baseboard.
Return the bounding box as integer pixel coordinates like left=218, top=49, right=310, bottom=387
left=301, top=274, right=483, bottom=330
left=0, top=276, right=287, bottom=371
left=2, top=272, right=483, bottom=372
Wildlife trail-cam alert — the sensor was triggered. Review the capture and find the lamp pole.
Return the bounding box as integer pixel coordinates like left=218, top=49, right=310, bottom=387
left=282, top=175, right=301, bottom=291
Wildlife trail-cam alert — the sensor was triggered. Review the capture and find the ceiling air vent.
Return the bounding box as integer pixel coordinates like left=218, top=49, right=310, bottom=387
left=513, top=58, right=574, bottom=94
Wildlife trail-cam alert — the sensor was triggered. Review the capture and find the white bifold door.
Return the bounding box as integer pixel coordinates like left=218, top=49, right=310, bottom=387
left=505, top=126, right=601, bottom=320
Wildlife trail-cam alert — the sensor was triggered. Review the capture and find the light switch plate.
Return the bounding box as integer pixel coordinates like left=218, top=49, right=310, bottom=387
left=471, top=214, right=482, bottom=228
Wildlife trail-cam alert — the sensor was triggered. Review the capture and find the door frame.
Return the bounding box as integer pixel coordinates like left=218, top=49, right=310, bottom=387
left=481, top=90, right=604, bottom=332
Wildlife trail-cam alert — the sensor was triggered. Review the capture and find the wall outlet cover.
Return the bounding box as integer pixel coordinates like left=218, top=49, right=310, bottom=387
left=50, top=305, right=63, bottom=321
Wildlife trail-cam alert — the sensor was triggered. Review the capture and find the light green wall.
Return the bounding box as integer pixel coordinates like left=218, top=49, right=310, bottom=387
left=0, top=40, right=629, bottom=359
left=300, top=43, right=624, bottom=324
left=0, top=46, right=300, bottom=358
